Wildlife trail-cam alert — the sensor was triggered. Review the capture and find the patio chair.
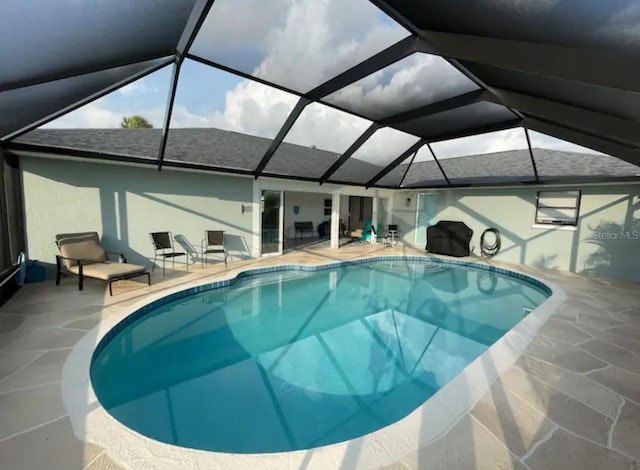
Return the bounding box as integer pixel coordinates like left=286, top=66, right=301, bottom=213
left=201, top=230, right=228, bottom=268
left=150, top=232, right=188, bottom=275
left=383, top=224, right=399, bottom=246
left=55, top=232, right=150, bottom=296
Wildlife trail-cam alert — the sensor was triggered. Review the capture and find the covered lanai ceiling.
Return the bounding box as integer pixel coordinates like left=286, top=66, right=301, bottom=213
left=1, top=0, right=640, bottom=188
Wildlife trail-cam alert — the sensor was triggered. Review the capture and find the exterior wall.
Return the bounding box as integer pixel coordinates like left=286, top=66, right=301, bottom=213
left=21, top=156, right=255, bottom=272
left=20, top=153, right=640, bottom=281
left=391, top=191, right=420, bottom=245
left=394, top=185, right=640, bottom=282
left=283, top=191, right=331, bottom=239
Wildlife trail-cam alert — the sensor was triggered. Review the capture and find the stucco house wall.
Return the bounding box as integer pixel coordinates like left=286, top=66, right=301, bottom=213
left=394, top=185, right=640, bottom=281
left=21, top=156, right=255, bottom=272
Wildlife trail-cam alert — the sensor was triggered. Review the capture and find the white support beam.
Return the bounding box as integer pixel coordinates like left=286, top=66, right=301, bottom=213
left=372, top=196, right=379, bottom=244
left=252, top=181, right=261, bottom=257
left=330, top=193, right=341, bottom=250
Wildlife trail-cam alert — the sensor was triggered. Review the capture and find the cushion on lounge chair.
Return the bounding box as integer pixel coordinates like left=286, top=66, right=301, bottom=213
left=69, top=261, right=146, bottom=280
left=56, top=232, right=107, bottom=269
left=350, top=229, right=363, bottom=238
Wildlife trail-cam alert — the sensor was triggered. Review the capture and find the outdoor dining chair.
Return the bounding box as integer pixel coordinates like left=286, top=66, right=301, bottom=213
left=150, top=231, right=189, bottom=275
left=201, top=230, right=228, bottom=268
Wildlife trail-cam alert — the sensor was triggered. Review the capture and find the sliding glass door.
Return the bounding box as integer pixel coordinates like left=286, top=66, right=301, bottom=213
left=260, top=190, right=283, bottom=255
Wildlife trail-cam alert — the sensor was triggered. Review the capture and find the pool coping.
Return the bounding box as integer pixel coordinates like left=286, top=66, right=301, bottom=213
left=61, top=255, right=566, bottom=470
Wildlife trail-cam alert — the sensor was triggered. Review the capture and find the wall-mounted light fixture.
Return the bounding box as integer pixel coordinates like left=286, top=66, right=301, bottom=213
left=405, top=197, right=411, bottom=207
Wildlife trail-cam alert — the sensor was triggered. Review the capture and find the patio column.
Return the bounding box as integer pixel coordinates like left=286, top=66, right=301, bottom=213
left=330, top=193, right=340, bottom=249
left=372, top=196, right=379, bottom=233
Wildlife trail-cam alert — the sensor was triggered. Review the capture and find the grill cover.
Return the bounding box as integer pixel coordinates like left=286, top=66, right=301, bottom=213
left=426, top=221, right=473, bottom=257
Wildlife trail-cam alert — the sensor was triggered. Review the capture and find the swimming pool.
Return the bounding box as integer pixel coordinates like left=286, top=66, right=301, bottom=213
left=91, top=258, right=550, bottom=453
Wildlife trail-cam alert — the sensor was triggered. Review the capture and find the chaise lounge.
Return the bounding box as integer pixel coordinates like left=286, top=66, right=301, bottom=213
left=55, top=232, right=150, bottom=295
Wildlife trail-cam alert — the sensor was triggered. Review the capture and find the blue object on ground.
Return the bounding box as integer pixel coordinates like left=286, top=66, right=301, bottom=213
left=317, top=220, right=329, bottom=238
left=25, top=260, right=46, bottom=283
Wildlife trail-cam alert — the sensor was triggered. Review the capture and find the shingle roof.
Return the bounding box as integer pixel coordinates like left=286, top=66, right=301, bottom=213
left=401, top=148, right=640, bottom=187
left=15, top=128, right=640, bottom=187
left=16, top=128, right=382, bottom=182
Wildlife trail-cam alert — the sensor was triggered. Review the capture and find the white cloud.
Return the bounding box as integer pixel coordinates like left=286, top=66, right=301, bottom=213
left=193, top=0, right=289, bottom=56
left=427, top=128, right=603, bottom=160
left=168, top=105, right=226, bottom=129
left=170, top=78, right=298, bottom=140
left=221, top=80, right=298, bottom=137
left=117, top=80, right=145, bottom=96
left=193, top=0, right=407, bottom=91
left=328, top=54, right=477, bottom=118
left=253, top=0, right=407, bottom=91
left=282, top=102, right=370, bottom=153
left=431, top=128, right=528, bottom=159
left=603, top=3, right=640, bottom=47
left=42, top=97, right=167, bottom=129
left=349, top=127, right=420, bottom=165
left=116, top=77, right=161, bottom=96
left=529, top=130, right=603, bottom=154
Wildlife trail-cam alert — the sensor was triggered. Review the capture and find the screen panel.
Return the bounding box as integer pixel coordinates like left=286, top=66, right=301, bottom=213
left=190, top=0, right=409, bottom=93
left=2, top=58, right=170, bottom=140
left=330, top=127, right=420, bottom=184
left=399, top=145, right=448, bottom=188
left=0, top=0, right=194, bottom=89
left=529, top=131, right=640, bottom=180
left=324, top=52, right=478, bottom=120
left=375, top=153, right=414, bottom=187
left=383, top=1, right=640, bottom=57
left=15, top=64, right=173, bottom=158
left=264, top=102, right=371, bottom=178
left=461, top=62, right=640, bottom=124
left=430, top=128, right=535, bottom=185
left=393, top=101, right=517, bottom=141
left=165, top=59, right=298, bottom=171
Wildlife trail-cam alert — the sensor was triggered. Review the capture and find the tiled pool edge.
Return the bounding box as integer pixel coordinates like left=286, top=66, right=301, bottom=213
left=61, top=256, right=566, bottom=470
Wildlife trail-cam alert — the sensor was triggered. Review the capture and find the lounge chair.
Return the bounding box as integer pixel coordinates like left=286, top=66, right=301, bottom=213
left=150, top=232, right=189, bottom=275
left=350, top=227, right=364, bottom=241
left=201, top=230, right=228, bottom=268
left=55, top=232, right=150, bottom=296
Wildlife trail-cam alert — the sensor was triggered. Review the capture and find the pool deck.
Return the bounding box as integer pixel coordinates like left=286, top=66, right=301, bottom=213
left=0, top=242, right=639, bottom=470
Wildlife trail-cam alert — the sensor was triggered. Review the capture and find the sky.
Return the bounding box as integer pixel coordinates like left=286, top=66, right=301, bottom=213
left=42, top=0, right=603, bottom=164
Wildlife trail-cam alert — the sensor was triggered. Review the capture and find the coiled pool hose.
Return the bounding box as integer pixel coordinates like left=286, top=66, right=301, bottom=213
left=480, top=228, right=501, bottom=258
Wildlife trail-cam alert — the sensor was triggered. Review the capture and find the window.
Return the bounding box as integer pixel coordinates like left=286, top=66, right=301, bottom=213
left=535, top=191, right=581, bottom=226
left=324, top=198, right=332, bottom=216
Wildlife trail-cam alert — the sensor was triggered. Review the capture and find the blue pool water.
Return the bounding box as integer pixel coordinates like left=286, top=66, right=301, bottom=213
left=91, top=259, right=549, bottom=453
